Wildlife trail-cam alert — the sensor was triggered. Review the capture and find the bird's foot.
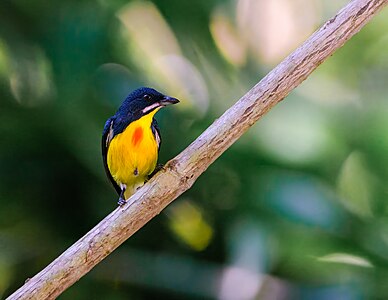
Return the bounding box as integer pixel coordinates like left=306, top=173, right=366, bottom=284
left=118, top=186, right=127, bottom=206
left=155, top=163, right=165, bottom=172
left=117, top=197, right=127, bottom=206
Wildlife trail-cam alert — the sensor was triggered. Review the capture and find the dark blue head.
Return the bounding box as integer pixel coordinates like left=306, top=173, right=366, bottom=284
left=116, top=87, right=179, bottom=120
left=108, top=87, right=179, bottom=135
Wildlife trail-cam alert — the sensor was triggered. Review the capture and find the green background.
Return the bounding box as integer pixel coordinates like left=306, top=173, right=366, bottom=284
left=1, top=0, right=388, bottom=299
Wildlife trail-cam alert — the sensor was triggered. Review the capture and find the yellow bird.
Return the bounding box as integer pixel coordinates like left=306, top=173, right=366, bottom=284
left=102, top=87, right=179, bottom=205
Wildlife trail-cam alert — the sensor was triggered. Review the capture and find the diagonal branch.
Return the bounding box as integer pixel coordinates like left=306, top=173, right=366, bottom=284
left=7, top=0, right=388, bottom=299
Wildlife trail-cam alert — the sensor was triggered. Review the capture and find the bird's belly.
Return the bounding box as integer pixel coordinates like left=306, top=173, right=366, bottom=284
left=107, top=121, right=158, bottom=195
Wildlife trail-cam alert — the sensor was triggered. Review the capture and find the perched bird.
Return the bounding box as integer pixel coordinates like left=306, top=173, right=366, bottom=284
left=102, top=87, right=179, bottom=205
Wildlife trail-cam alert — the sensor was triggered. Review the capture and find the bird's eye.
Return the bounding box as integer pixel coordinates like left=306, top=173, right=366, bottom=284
left=143, top=94, right=151, bottom=101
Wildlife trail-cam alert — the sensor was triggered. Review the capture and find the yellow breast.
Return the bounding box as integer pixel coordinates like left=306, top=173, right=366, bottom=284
left=107, top=109, right=159, bottom=198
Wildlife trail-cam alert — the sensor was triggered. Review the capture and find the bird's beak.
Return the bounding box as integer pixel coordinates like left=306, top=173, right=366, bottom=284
left=159, top=96, right=180, bottom=106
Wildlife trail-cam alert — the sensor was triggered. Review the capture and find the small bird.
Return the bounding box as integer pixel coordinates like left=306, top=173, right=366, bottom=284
left=102, top=87, right=179, bottom=205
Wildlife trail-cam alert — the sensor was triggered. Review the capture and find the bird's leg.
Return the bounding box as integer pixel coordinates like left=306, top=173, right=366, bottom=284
left=118, top=184, right=127, bottom=206
left=147, top=163, right=165, bottom=181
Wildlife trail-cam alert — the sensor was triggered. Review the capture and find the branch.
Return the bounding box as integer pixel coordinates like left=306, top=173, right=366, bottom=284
left=7, top=0, right=388, bottom=299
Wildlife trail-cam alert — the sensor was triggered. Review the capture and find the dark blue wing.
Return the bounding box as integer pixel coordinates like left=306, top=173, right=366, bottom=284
left=151, top=118, right=161, bottom=151
left=102, top=117, right=121, bottom=195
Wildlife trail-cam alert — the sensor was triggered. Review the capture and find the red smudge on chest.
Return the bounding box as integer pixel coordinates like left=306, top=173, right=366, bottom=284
left=132, top=127, right=144, bottom=146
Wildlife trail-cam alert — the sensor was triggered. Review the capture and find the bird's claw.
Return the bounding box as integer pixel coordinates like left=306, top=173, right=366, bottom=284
left=118, top=197, right=127, bottom=206
left=155, top=163, right=165, bottom=172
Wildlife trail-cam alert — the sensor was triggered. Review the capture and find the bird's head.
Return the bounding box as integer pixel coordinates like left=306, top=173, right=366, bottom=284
left=118, top=87, right=179, bottom=120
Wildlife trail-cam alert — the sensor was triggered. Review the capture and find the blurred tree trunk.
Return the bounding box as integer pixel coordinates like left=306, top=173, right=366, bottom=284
left=6, top=0, right=388, bottom=299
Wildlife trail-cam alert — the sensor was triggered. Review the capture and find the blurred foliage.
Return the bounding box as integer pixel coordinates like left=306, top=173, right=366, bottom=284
left=1, top=0, right=388, bottom=299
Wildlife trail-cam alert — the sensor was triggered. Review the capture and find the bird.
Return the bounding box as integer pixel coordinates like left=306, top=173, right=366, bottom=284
left=102, top=87, right=179, bottom=205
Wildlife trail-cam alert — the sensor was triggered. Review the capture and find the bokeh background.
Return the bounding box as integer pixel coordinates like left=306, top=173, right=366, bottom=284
left=1, top=0, right=388, bottom=299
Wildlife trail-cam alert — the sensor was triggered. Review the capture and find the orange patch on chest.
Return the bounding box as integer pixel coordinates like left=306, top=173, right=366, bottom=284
left=132, top=127, right=144, bottom=146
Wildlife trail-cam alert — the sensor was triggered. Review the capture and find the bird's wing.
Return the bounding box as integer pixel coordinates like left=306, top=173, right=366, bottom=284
left=102, top=117, right=121, bottom=195
left=151, top=118, right=161, bottom=151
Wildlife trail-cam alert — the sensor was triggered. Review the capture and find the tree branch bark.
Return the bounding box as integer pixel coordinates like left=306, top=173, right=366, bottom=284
left=7, top=0, right=388, bottom=299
